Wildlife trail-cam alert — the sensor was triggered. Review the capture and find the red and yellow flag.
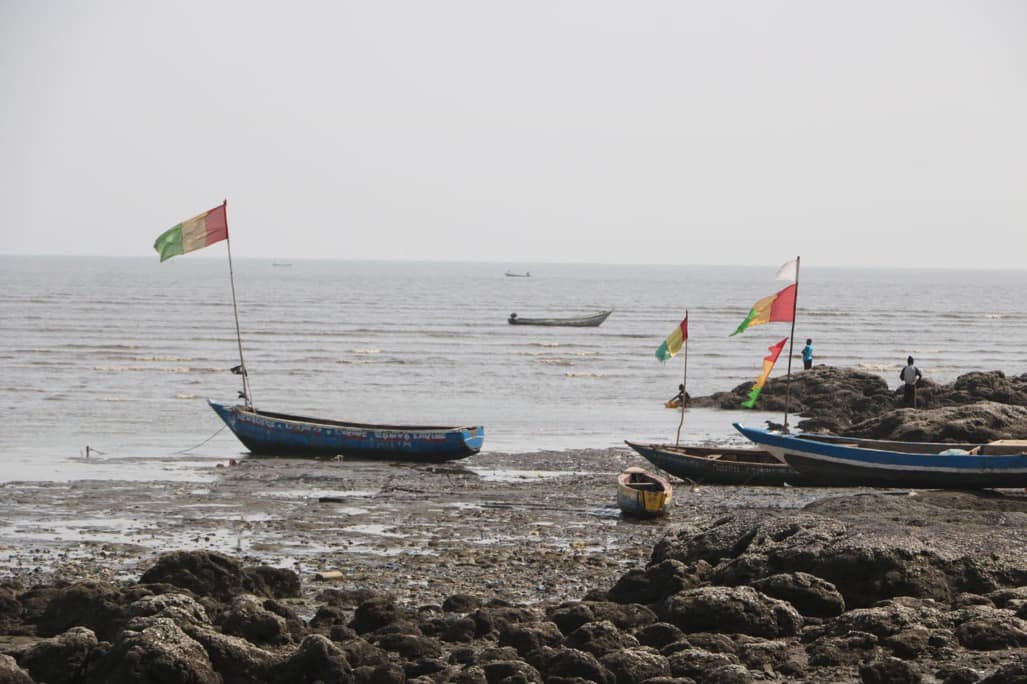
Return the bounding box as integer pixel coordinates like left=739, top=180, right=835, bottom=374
left=730, top=284, right=796, bottom=336
left=742, top=337, right=788, bottom=408
left=656, top=312, right=688, bottom=361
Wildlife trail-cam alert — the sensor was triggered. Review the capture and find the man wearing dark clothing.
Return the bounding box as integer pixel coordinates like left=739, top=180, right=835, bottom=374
left=900, top=356, right=922, bottom=407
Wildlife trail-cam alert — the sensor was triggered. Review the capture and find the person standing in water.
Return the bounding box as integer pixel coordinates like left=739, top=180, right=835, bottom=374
left=801, top=339, right=814, bottom=370
left=900, top=356, right=922, bottom=407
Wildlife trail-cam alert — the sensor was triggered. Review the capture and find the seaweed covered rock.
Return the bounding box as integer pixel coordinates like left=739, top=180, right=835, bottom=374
left=845, top=401, right=1027, bottom=442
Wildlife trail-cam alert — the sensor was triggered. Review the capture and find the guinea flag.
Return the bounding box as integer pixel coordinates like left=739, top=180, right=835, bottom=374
left=656, top=312, right=688, bottom=362
left=154, top=202, right=228, bottom=262
left=742, top=337, right=788, bottom=408
left=730, top=283, right=796, bottom=336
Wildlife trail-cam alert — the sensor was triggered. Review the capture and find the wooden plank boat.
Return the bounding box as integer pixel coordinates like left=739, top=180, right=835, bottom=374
left=733, top=423, right=1027, bottom=489
left=625, top=440, right=829, bottom=487
left=505, top=271, right=531, bottom=277
left=507, top=310, right=613, bottom=327
left=617, top=467, right=672, bottom=517
left=209, top=401, right=484, bottom=462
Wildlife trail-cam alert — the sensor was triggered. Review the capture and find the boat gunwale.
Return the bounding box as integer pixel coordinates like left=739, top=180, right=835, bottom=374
left=211, top=401, right=482, bottom=434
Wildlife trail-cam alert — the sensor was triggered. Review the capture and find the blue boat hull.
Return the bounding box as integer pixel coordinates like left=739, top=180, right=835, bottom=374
left=734, top=423, right=1027, bottom=489
left=209, top=401, right=484, bottom=462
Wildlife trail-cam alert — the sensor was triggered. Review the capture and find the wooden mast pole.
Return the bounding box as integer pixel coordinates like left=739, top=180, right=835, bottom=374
left=223, top=199, right=252, bottom=409
left=675, top=310, right=688, bottom=446
left=782, top=256, right=799, bottom=431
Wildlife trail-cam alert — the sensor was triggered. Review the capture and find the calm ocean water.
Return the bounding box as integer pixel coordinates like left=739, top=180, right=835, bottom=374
left=1, top=256, right=1024, bottom=483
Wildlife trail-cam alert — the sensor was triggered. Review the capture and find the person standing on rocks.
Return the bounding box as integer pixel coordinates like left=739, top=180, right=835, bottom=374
left=801, top=339, right=814, bottom=370
left=900, top=356, right=922, bottom=407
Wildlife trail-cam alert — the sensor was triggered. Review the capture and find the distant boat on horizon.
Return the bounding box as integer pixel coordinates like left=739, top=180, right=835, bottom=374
left=505, top=270, right=531, bottom=277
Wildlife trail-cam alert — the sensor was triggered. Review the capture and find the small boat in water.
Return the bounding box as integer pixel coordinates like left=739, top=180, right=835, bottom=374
left=505, top=271, right=531, bottom=277
left=617, top=467, right=672, bottom=517
left=626, top=441, right=820, bottom=487
left=733, top=423, right=1027, bottom=489
left=209, top=401, right=484, bottom=462
left=508, top=310, right=613, bottom=327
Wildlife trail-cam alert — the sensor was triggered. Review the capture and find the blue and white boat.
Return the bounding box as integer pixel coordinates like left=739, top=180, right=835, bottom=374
left=209, top=401, right=484, bottom=462
left=733, top=423, right=1027, bottom=489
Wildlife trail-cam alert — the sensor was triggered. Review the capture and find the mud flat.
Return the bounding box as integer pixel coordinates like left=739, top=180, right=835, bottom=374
left=3, top=447, right=1027, bottom=682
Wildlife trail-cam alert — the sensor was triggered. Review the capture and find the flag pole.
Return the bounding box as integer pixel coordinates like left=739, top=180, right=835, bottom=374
left=223, top=199, right=252, bottom=409
left=675, top=310, right=688, bottom=446
left=782, top=256, right=800, bottom=430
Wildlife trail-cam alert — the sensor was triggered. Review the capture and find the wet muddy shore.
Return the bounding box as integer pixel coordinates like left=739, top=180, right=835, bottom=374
left=1, top=447, right=827, bottom=608
left=4, top=447, right=1027, bottom=682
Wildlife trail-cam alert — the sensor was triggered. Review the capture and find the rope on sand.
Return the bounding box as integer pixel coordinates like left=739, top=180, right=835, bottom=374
left=174, top=426, right=228, bottom=454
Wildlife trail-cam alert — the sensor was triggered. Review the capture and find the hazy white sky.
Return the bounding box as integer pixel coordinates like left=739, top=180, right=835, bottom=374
left=2, top=1, right=1025, bottom=267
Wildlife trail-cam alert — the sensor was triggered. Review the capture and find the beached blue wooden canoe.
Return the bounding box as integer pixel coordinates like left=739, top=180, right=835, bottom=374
left=733, top=423, right=1027, bottom=489
left=209, top=401, right=484, bottom=462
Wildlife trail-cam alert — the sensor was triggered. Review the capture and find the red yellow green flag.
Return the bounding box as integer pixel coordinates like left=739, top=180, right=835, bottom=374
left=730, top=283, right=796, bottom=336
left=656, top=312, right=688, bottom=361
left=154, top=202, right=228, bottom=262
left=742, top=337, right=788, bottom=408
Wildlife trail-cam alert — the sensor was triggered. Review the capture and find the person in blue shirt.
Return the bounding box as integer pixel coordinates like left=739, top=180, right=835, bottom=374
left=801, top=339, right=813, bottom=370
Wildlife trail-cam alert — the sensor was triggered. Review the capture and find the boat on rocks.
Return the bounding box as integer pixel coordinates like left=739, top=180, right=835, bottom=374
left=209, top=401, right=484, bottom=462
left=507, top=310, right=613, bottom=327
left=617, top=467, right=672, bottom=517
left=734, top=422, right=1027, bottom=489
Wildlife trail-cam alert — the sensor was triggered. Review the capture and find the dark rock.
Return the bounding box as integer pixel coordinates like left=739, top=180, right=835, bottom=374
left=936, top=665, right=982, bottom=684
left=17, top=584, right=62, bottom=624
left=443, top=593, right=482, bottom=613
left=374, top=632, right=444, bottom=660
left=317, top=587, right=378, bottom=609
left=20, top=626, right=98, bottom=684
left=548, top=602, right=595, bottom=636
left=441, top=615, right=477, bottom=642
left=634, top=622, right=686, bottom=649
left=848, top=401, right=1027, bottom=443
left=128, top=592, right=211, bottom=626
left=36, top=581, right=129, bottom=642
left=599, top=647, right=671, bottom=684
left=221, top=594, right=294, bottom=645
left=353, top=663, right=405, bottom=684
left=309, top=605, right=348, bottom=632
left=587, top=601, right=659, bottom=631
left=0, top=655, right=33, bottom=684
left=679, top=632, right=736, bottom=654
left=243, top=565, right=301, bottom=599
left=498, top=620, right=564, bottom=657
left=607, top=560, right=697, bottom=605
left=404, top=657, right=448, bottom=679
left=884, top=627, right=931, bottom=658
left=0, top=588, right=22, bottom=632
left=350, top=595, right=401, bottom=634
left=980, top=655, right=1027, bottom=683
left=807, top=631, right=880, bottom=667
left=86, top=616, right=220, bottom=684
left=543, top=647, right=614, bottom=683
left=703, top=664, right=752, bottom=683
left=736, top=638, right=808, bottom=677
left=989, top=587, right=1027, bottom=609
left=813, top=598, right=948, bottom=640
left=666, top=649, right=741, bottom=680
left=481, top=659, right=543, bottom=683
left=139, top=551, right=251, bottom=601
left=859, top=656, right=922, bottom=683
left=269, top=634, right=352, bottom=683
left=564, top=620, right=640, bottom=657
left=337, top=637, right=389, bottom=669
left=658, top=586, right=802, bottom=638
left=182, top=622, right=281, bottom=684
left=956, top=613, right=1027, bottom=650
left=449, top=665, right=488, bottom=684
left=751, top=572, right=845, bottom=618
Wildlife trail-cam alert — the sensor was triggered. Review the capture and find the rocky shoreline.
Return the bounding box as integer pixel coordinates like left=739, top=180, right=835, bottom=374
left=3, top=365, right=1027, bottom=682
left=3, top=487, right=1027, bottom=683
